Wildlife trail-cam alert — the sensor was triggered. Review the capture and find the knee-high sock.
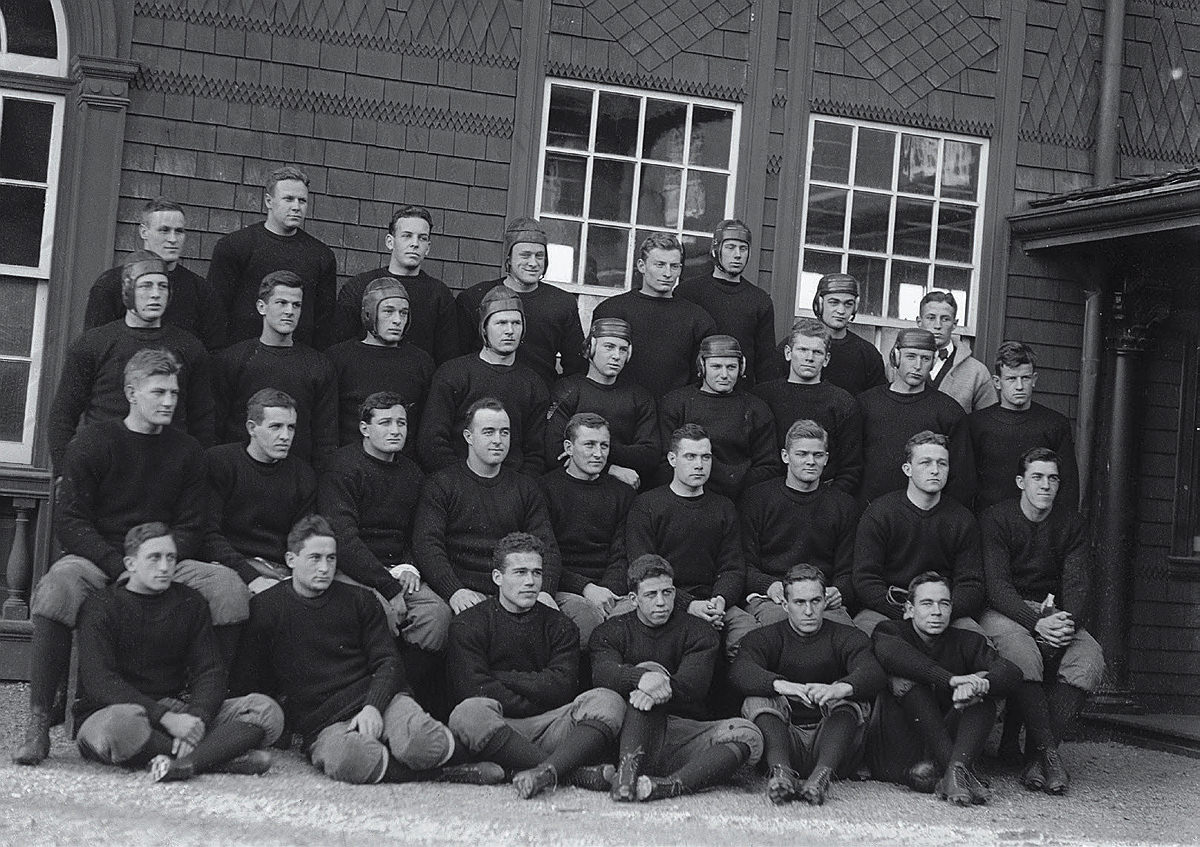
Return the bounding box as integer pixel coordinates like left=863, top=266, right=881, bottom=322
left=184, top=721, right=265, bottom=774
left=753, top=713, right=793, bottom=770
left=29, top=616, right=72, bottom=720
left=812, top=706, right=859, bottom=774
left=543, top=720, right=611, bottom=776
left=212, top=624, right=243, bottom=673
left=1048, top=683, right=1088, bottom=745
left=949, top=699, right=997, bottom=766
left=670, top=741, right=751, bottom=793
left=477, top=725, right=544, bottom=771
left=618, top=706, right=666, bottom=763
left=123, top=730, right=176, bottom=769
left=899, top=686, right=953, bottom=768
left=1012, top=681, right=1055, bottom=751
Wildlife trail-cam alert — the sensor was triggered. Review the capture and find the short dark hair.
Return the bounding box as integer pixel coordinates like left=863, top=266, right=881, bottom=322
left=246, top=388, right=296, bottom=425
left=258, top=270, right=304, bottom=302
left=124, top=347, right=179, bottom=387
left=124, top=522, right=173, bottom=557
left=360, top=391, right=409, bottom=424
left=918, top=289, right=958, bottom=317
left=627, top=553, right=674, bottom=591
left=463, top=397, right=506, bottom=431
left=904, top=430, right=949, bottom=463
left=907, top=570, right=950, bottom=598
left=995, top=340, right=1037, bottom=374
left=668, top=423, right=708, bottom=454
left=287, top=514, right=334, bottom=554
left=784, top=419, right=828, bottom=451
left=786, top=317, right=831, bottom=349
left=266, top=165, right=309, bottom=195
left=565, top=412, right=609, bottom=443
left=389, top=205, right=433, bottom=233
left=782, top=563, right=826, bottom=598
left=140, top=197, right=184, bottom=223
left=638, top=232, right=683, bottom=261
left=492, top=532, right=544, bottom=572
left=1019, top=446, right=1060, bottom=475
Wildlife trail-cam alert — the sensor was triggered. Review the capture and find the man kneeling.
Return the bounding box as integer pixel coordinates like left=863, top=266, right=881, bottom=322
left=76, top=523, right=282, bottom=781
left=731, top=564, right=885, bottom=805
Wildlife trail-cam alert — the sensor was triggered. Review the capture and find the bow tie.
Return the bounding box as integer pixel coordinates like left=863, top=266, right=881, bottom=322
left=938, top=347, right=950, bottom=360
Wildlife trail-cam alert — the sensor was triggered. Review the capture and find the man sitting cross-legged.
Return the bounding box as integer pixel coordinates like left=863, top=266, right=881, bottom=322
left=869, top=572, right=1021, bottom=806
left=730, top=564, right=885, bottom=806
left=445, top=533, right=626, bottom=799
left=233, top=516, right=494, bottom=785
left=76, top=523, right=284, bottom=782
left=577, top=554, right=763, bottom=801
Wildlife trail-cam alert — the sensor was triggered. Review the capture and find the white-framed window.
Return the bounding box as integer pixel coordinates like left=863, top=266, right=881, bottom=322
left=795, top=116, right=988, bottom=336
left=535, top=79, right=741, bottom=295
left=0, top=0, right=68, bottom=77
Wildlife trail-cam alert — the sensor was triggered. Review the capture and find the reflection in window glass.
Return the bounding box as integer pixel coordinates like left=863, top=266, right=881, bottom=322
left=846, top=254, right=886, bottom=316
left=942, top=140, right=981, bottom=201
left=0, top=98, right=54, bottom=181
left=642, top=99, right=688, bottom=162
left=595, top=92, right=640, bottom=156
left=805, top=186, right=847, bottom=248
left=811, top=121, right=852, bottom=183
left=542, top=154, right=586, bottom=217
left=898, top=134, right=938, bottom=195
left=936, top=205, right=975, bottom=263
left=542, top=218, right=582, bottom=286
left=893, top=198, right=934, bottom=258
left=587, top=225, right=632, bottom=289
left=690, top=107, right=733, bottom=168
left=589, top=159, right=635, bottom=223
left=849, top=191, right=890, bottom=253
left=547, top=86, right=591, bottom=150
left=684, top=170, right=726, bottom=232
left=637, top=165, right=683, bottom=228
left=889, top=261, right=929, bottom=320
left=855, top=128, right=895, bottom=190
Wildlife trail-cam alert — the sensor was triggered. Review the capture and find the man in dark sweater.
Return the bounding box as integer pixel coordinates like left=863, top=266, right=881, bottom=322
left=207, top=165, right=337, bottom=349
left=446, top=533, right=625, bottom=798
left=455, top=217, right=585, bottom=389
left=413, top=399, right=561, bottom=614
left=538, top=413, right=635, bottom=643
left=324, top=277, right=434, bottom=452
left=853, top=431, right=985, bottom=637
left=419, top=285, right=548, bottom=474
left=74, top=523, right=283, bottom=781
left=234, top=516, right=488, bottom=785
left=979, top=447, right=1103, bottom=795
left=657, top=334, right=777, bottom=499
left=332, top=206, right=460, bottom=363
left=797, top=273, right=887, bottom=395
left=856, top=328, right=974, bottom=506
left=740, top=420, right=859, bottom=630
left=676, top=219, right=775, bottom=386
left=591, top=233, right=717, bottom=401
left=970, top=341, right=1079, bottom=512
left=48, top=251, right=216, bottom=469
left=731, top=564, right=886, bottom=805
left=869, top=572, right=1021, bottom=805
left=545, top=317, right=659, bottom=488
left=204, top=388, right=316, bottom=593
left=212, top=270, right=338, bottom=469
left=14, top=350, right=248, bottom=766
left=579, top=555, right=762, bottom=801
left=625, top=424, right=753, bottom=657
left=320, top=392, right=451, bottom=653
left=752, top=317, right=863, bottom=494
left=84, top=198, right=226, bottom=350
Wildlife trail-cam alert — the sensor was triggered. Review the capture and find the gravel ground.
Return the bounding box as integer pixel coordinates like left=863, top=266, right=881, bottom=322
left=0, top=683, right=1196, bottom=847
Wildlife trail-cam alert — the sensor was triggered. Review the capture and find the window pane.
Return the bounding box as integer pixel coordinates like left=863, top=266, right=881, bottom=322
left=595, top=92, right=639, bottom=156
left=683, top=170, right=727, bottom=232
left=0, top=98, right=53, bottom=182
left=0, top=360, right=31, bottom=441
left=846, top=254, right=886, bottom=317
left=804, top=186, right=847, bottom=248
left=936, top=204, right=976, bottom=262
left=799, top=250, right=843, bottom=309
left=0, top=185, right=45, bottom=266
left=889, top=260, right=929, bottom=319
left=542, top=218, right=582, bottom=286
left=810, top=121, right=852, bottom=184
left=942, top=140, right=981, bottom=201
left=0, top=0, right=58, bottom=58
left=898, top=134, right=939, bottom=195
left=0, top=277, right=35, bottom=356
left=933, top=267, right=971, bottom=318
left=547, top=86, right=591, bottom=150
left=589, top=158, right=635, bottom=223
left=586, top=225, right=632, bottom=289
left=893, top=197, right=934, bottom=258
left=848, top=191, right=891, bottom=253
left=690, top=107, right=733, bottom=168
left=542, top=154, right=586, bottom=217
left=637, top=165, right=683, bottom=227
left=854, top=128, right=895, bottom=189
left=680, top=233, right=710, bottom=282
left=642, top=99, right=687, bottom=162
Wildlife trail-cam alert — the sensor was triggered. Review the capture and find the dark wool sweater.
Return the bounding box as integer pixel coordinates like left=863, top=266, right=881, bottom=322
left=537, top=467, right=635, bottom=595
left=657, top=386, right=778, bottom=499
left=981, top=498, right=1092, bottom=630
left=739, top=478, right=860, bottom=604
left=319, top=444, right=425, bottom=601
left=416, top=354, right=549, bottom=475
left=207, top=223, right=337, bottom=349
left=47, top=320, right=215, bottom=469
left=590, top=606, right=718, bottom=720
left=822, top=330, right=888, bottom=396
left=675, top=274, right=776, bottom=386
left=213, top=339, right=338, bottom=467
left=545, top=374, right=660, bottom=480
left=730, top=620, right=886, bottom=723
left=333, top=268, right=460, bottom=364
left=872, top=619, right=1021, bottom=698
left=853, top=491, right=984, bottom=621
left=412, top=464, right=562, bottom=599
left=204, top=443, right=316, bottom=584
left=84, top=262, right=227, bottom=351
left=750, top=378, right=864, bottom=495
left=625, top=487, right=744, bottom=607
left=591, top=290, right=717, bottom=400
left=856, top=385, right=975, bottom=506
left=234, top=581, right=403, bottom=741
left=446, top=598, right=579, bottom=717
left=324, top=339, right=434, bottom=451
left=968, top=402, right=1080, bottom=511
left=456, top=279, right=586, bottom=389
left=57, top=421, right=206, bottom=579
left=77, top=583, right=224, bottom=728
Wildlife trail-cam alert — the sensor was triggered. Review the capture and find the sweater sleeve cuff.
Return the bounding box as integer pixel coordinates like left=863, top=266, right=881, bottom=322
left=927, top=666, right=955, bottom=689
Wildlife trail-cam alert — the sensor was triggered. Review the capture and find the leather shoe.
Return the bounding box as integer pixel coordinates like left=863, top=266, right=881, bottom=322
left=12, top=710, right=52, bottom=766
left=766, top=764, right=800, bottom=805
left=799, top=765, right=834, bottom=805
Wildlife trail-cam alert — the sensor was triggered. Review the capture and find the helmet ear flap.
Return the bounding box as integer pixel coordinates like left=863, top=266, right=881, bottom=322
left=812, top=293, right=823, bottom=317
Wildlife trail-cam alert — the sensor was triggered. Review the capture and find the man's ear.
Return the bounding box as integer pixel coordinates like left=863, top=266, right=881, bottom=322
left=1015, top=475, right=1026, bottom=492
left=903, top=603, right=914, bottom=620
left=667, top=451, right=678, bottom=468
left=256, top=299, right=267, bottom=317
left=123, top=555, right=136, bottom=574
left=284, top=551, right=297, bottom=571
left=901, top=461, right=913, bottom=479
left=492, top=568, right=503, bottom=588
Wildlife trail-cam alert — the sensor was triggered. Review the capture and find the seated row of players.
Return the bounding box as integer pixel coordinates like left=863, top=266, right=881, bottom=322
left=17, top=343, right=1103, bottom=801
